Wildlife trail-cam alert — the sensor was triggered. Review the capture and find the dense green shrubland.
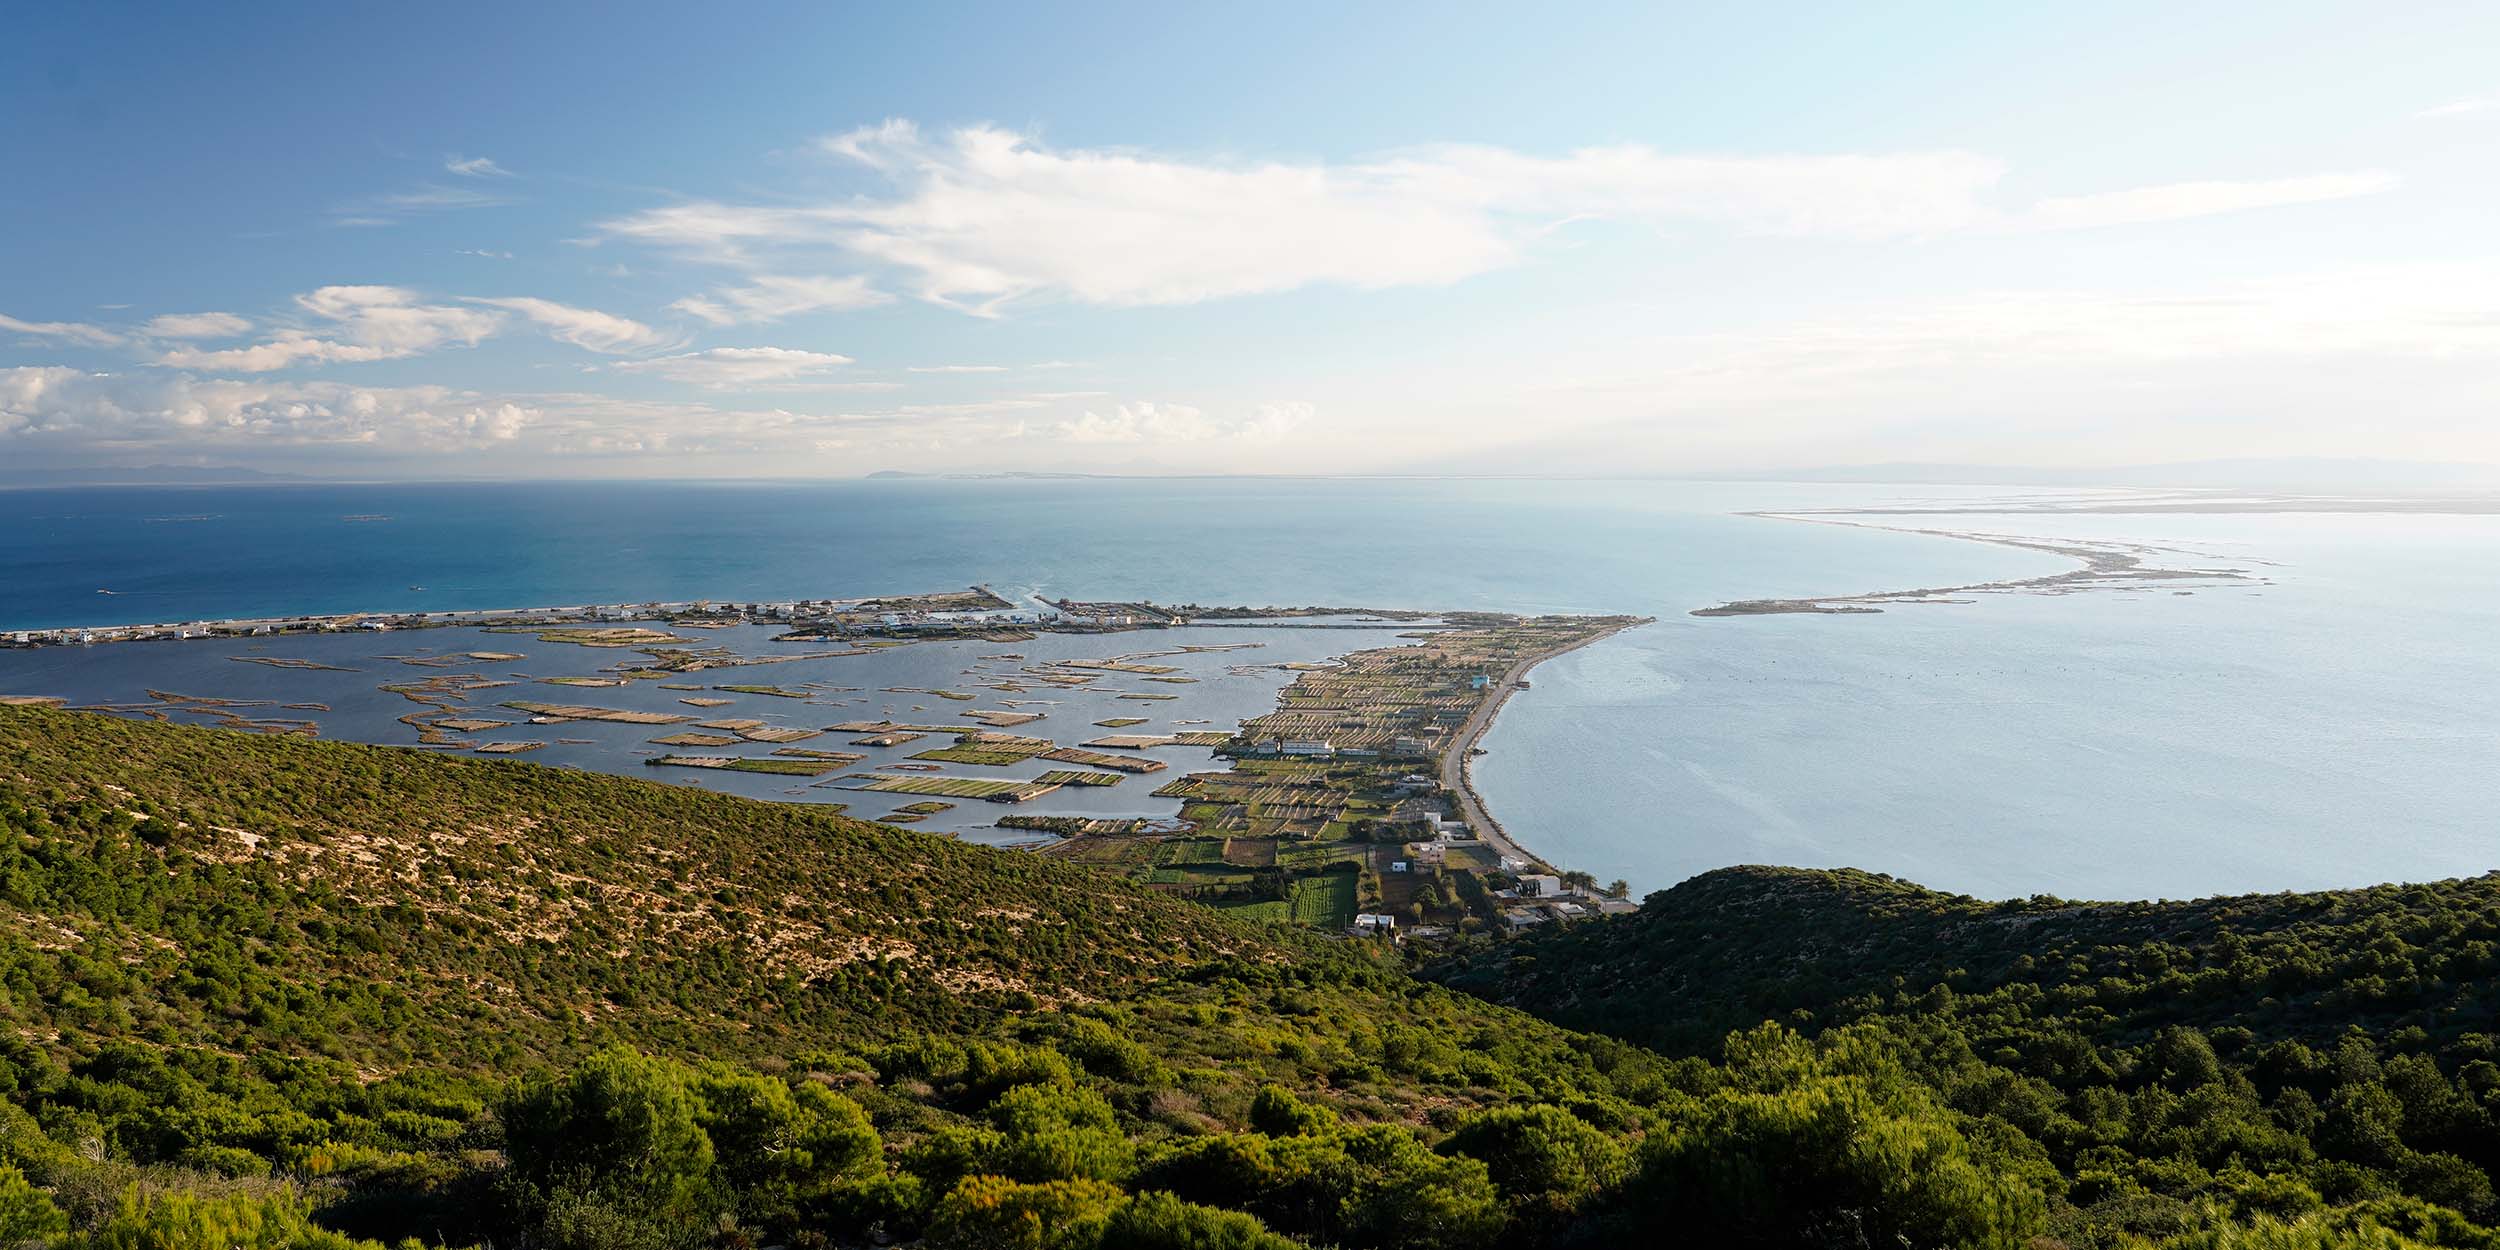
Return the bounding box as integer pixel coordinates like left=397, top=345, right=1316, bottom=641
left=1, top=708, right=2492, bottom=1247
left=1435, top=865, right=2500, bottom=1248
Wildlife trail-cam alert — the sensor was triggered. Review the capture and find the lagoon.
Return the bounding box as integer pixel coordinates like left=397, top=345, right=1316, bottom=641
left=5, top=478, right=2495, bottom=901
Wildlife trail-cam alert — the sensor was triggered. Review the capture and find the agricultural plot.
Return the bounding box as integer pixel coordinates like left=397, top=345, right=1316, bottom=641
left=1033, top=769, right=1123, bottom=787
left=732, top=725, right=820, bottom=744
left=1222, top=838, right=1278, bottom=868
left=910, top=745, right=1040, bottom=766
left=1082, top=734, right=1173, bottom=749
left=837, top=774, right=1062, bottom=802
left=645, top=755, right=844, bottom=776
left=714, top=684, right=811, bottom=698
left=1219, top=874, right=1358, bottom=928
left=1093, top=717, right=1149, bottom=728
left=651, top=732, right=741, bottom=747
left=959, top=708, right=1045, bottom=728
left=678, top=697, right=735, bottom=707
left=1042, top=747, right=1165, bottom=774
left=472, top=741, right=544, bottom=754
left=851, top=732, right=925, bottom=748
left=770, top=748, right=865, bottom=764
left=500, top=701, right=691, bottom=725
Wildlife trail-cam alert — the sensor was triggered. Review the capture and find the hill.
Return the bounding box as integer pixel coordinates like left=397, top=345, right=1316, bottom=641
left=1432, top=865, right=2500, bottom=1245
left=2, top=709, right=2493, bottom=1250
left=0, top=709, right=1677, bottom=1249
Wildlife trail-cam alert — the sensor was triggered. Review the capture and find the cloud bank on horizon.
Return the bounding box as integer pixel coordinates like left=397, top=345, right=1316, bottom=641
left=3, top=6, right=2496, bottom=479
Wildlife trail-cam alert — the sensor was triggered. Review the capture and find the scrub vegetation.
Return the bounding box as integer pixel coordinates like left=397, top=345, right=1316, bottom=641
left=1, top=707, right=2493, bottom=1249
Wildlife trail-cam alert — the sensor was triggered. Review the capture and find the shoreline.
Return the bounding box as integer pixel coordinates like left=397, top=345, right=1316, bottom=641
left=1691, top=513, right=2265, bottom=617
left=1441, top=617, right=1648, bottom=874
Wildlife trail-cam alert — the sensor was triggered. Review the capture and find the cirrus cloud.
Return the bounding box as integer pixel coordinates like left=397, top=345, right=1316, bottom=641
left=466, top=296, right=670, bottom=353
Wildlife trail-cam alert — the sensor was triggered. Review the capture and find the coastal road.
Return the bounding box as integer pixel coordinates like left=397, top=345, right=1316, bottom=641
left=1440, top=620, right=1644, bottom=874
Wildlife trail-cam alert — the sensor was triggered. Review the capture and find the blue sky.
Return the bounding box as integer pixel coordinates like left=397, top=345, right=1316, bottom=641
left=4, top=1, right=2496, bottom=477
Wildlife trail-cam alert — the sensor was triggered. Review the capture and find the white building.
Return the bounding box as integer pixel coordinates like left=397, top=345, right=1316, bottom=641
left=1517, top=874, right=1563, bottom=898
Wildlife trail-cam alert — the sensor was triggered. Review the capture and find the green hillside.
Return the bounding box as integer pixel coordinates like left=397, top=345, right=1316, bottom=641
left=1433, top=864, right=2500, bottom=1248
left=0, top=708, right=2492, bottom=1249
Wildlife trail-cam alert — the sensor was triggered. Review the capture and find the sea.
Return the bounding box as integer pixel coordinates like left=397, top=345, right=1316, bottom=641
left=3, top=478, right=2495, bottom=902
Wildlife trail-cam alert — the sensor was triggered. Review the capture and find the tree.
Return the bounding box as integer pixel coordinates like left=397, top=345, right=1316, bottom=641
left=501, top=1046, right=721, bottom=1242
left=1441, top=1104, right=1629, bottom=1216
left=1100, top=1191, right=1303, bottom=1250
left=1628, top=1026, right=2043, bottom=1250
left=926, top=1175, right=1127, bottom=1250
left=0, top=1164, right=65, bottom=1243
left=1248, top=1086, right=1336, bottom=1137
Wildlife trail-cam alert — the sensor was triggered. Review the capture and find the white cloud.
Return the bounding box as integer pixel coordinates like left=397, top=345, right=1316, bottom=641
left=1052, top=400, right=1309, bottom=445
left=158, top=285, right=502, bottom=372
left=906, top=364, right=1010, bottom=374
left=597, top=121, right=2391, bottom=315
left=2020, top=172, right=2397, bottom=231
left=456, top=249, right=515, bottom=260
left=0, top=312, right=125, bottom=347
left=446, top=155, right=513, bottom=177
left=331, top=182, right=513, bottom=226
left=142, top=312, right=253, bottom=340
left=2418, top=93, right=2500, bottom=119
left=608, top=346, right=857, bottom=388
left=668, top=274, right=889, bottom=325
left=467, top=296, right=670, bottom=353
left=0, top=367, right=538, bottom=450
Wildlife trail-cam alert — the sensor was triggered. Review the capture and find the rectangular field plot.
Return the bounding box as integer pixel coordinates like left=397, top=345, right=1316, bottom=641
left=835, top=774, right=1063, bottom=802
left=1217, top=874, right=1358, bottom=929
left=646, top=755, right=844, bottom=776
left=1033, top=769, right=1124, bottom=787
left=1041, top=747, right=1165, bottom=773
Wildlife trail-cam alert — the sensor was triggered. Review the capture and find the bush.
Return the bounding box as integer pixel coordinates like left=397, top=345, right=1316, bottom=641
left=926, top=1175, right=1127, bottom=1250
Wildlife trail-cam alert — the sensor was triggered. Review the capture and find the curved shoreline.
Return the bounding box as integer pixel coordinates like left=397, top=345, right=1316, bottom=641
left=1691, top=513, right=2264, bottom=617
left=1441, top=617, right=1647, bottom=874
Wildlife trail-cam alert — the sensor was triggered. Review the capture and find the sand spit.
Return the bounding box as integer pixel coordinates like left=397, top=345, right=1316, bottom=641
left=1693, top=514, right=2266, bottom=618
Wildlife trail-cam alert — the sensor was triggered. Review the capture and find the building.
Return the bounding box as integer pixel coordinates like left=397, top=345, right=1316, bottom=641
left=1353, top=913, right=1397, bottom=935
left=1517, top=874, right=1563, bottom=898
left=1278, top=739, right=1336, bottom=757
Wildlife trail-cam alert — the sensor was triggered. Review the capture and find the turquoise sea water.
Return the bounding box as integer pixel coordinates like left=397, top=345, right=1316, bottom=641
left=4, top=479, right=2494, bottom=900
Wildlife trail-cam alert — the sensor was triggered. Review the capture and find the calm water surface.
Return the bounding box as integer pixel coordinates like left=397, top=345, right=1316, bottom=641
left=4, top=479, right=2494, bottom=900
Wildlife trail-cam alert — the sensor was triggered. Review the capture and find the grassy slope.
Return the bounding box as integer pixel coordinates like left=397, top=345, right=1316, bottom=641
left=0, top=706, right=1288, bottom=1071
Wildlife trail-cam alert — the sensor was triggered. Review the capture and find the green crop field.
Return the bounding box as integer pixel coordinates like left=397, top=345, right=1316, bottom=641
left=1033, top=768, right=1123, bottom=787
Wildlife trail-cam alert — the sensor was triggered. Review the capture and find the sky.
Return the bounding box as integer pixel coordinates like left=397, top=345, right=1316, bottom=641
left=3, top=1, right=2497, bottom=479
